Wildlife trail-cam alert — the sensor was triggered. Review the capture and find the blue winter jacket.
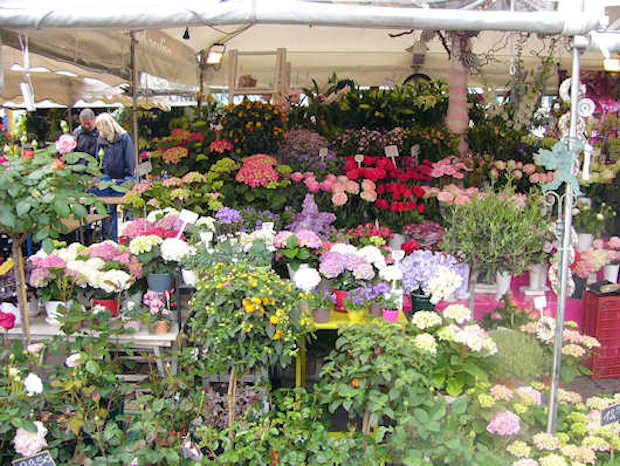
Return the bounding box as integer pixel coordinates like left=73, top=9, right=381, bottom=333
left=96, top=132, right=136, bottom=179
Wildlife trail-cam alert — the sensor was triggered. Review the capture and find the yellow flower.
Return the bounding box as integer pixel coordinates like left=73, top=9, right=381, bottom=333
left=252, top=297, right=262, bottom=305
left=270, top=315, right=280, bottom=325
left=273, top=330, right=282, bottom=340
left=276, top=308, right=284, bottom=317
left=215, top=283, right=224, bottom=289
left=256, top=122, right=262, bottom=128
left=262, top=297, right=271, bottom=305
left=249, top=279, right=258, bottom=288
left=238, top=112, right=243, bottom=117
left=245, top=305, right=256, bottom=313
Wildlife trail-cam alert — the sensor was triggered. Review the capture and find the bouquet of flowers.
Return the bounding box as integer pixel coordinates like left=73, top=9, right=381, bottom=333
left=274, top=230, right=323, bottom=271
left=571, top=249, right=608, bottom=279
left=400, top=250, right=466, bottom=304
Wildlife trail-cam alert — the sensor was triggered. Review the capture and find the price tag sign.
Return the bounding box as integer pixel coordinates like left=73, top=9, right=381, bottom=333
left=179, top=209, right=199, bottom=225
left=136, top=161, right=152, bottom=177
left=12, top=450, right=56, bottom=466
left=319, top=147, right=328, bottom=161
left=384, top=145, right=399, bottom=166
left=601, top=404, right=620, bottom=426
left=534, top=296, right=547, bottom=311
left=410, top=144, right=420, bottom=166
left=354, top=154, right=365, bottom=168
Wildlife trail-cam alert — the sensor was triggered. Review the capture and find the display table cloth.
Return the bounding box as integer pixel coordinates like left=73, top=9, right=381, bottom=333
left=7, top=316, right=179, bottom=376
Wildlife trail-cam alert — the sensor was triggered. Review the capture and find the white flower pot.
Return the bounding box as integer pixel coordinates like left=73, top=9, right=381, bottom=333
left=495, top=271, right=512, bottom=301
left=529, top=263, right=548, bottom=290
left=388, top=233, right=406, bottom=250
left=576, top=233, right=594, bottom=252
left=182, top=269, right=198, bottom=287
left=44, top=300, right=66, bottom=326
left=603, top=264, right=619, bottom=284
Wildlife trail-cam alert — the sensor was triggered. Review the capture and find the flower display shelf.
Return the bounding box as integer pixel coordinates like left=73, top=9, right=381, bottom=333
left=296, top=309, right=407, bottom=387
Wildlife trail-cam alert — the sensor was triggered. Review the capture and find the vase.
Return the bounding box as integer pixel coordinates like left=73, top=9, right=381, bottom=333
left=147, top=273, right=173, bottom=292
left=410, top=293, right=433, bottom=313
left=576, top=233, right=594, bottom=252
left=44, top=300, right=66, bottom=326
left=27, top=297, right=40, bottom=317
left=529, top=264, right=548, bottom=290
left=382, top=308, right=399, bottom=323
left=313, top=307, right=331, bottom=323
left=388, top=233, right=406, bottom=250
left=182, top=269, right=198, bottom=287
left=333, top=289, right=349, bottom=313
left=603, top=264, right=619, bottom=283
left=495, top=271, right=512, bottom=301
left=151, top=320, right=170, bottom=335
left=92, top=299, right=119, bottom=318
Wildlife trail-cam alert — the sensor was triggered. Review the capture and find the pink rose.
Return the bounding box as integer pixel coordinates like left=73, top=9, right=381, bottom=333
left=332, top=182, right=345, bottom=193
left=360, top=190, right=377, bottom=202
left=344, top=180, right=359, bottom=195
left=55, top=134, right=77, bottom=155
left=523, top=163, right=536, bottom=175
left=65, top=353, right=82, bottom=368
left=332, top=192, right=348, bottom=207
left=325, top=174, right=337, bottom=183
left=512, top=169, right=523, bottom=180
left=337, top=175, right=349, bottom=184
left=27, top=343, right=44, bottom=354
left=304, top=172, right=315, bottom=180
left=291, top=172, right=304, bottom=183
left=361, top=179, right=376, bottom=191
left=306, top=180, right=320, bottom=193
left=319, top=181, right=333, bottom=192
left=437, top=191, right=454, bottom=203
left=14, top=421, right=47, bottom=457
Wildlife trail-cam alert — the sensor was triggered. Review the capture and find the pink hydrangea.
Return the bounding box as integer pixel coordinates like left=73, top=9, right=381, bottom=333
left=296, top=230, right=322, bottom=249
left=532, top=433, right=560, bottom=451
left=29, top=267, right=51, bottom=287
left=209, top=138, right=233, bottom=153
left=273, top=231, right=294, bottom=249
left=121, top=218, right=153, bottom=239
left=490, top=384, right=514, bottom=401
left=236, top=163, right=279, bottom=187
left=39, top=255, right=66, bottom=269
left=155, top=215, right=183, bottom=232
left=517, top=386, right=542, bottom=406
left=162, top=177, right=183, bottom=188
left=487, top=410, right=520, bottom=436
left=89, top=242, right=121, bottom=261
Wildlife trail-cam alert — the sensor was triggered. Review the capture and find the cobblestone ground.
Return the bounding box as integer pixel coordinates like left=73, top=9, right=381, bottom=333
left=564, top=376, right=620, bottom=399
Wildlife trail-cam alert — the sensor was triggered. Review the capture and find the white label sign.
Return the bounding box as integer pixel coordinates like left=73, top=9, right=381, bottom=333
left=179, top=209, right=199, bottom=225
left=385, top=145, right=399, bottom=166
left=319, top=147, right=328, bottom=161
left=534, top=296, right=547, bottom=311
left=354, top=154, right=365, bottom=167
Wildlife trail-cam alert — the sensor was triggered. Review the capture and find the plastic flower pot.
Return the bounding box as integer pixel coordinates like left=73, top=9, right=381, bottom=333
left=348, top=309, right=365, bottom=323
left=151, top=320, right=170, bottom=335
left=313, top=307, right=330, bottom=323
left=333, top=289, right=349, bottom=313
left=147, top=273, right=172, bottom=293
left=410, top=293, right=434, bottom=313
left=369, top=302, right=383, bottom=316
left=382, top=308, right=399, bottom=323
left=92, top=299, right=120, bottom=318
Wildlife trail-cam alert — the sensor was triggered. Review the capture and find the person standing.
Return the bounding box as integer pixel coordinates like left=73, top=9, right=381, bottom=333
left=93, top=113, right=135, bottom=240
left=72, top=108, right=99, bottom=156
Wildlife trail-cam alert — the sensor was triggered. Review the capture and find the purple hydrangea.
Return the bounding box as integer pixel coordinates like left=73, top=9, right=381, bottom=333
left=216, top=207, right=242, bottom=224
left=401, top=250, right=462, bottom=294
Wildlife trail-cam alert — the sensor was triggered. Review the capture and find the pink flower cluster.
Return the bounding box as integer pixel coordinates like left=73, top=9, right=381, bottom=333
left=572, top=249, right=608, bottom=278
left=143, top=290, right=170, bottom=316
left=593, top=236, right=620, bottom=265
left=430, top=156, right=471, bottom=179
left=319, top=250, right=374, bottom=281
left=274, top=230, right=322, bottom=249
left=289, top=172, right=377, bottom=207
left=424, top=183, right=480, bottom=205
left=88, top=242, right=143, bottom=279
left=122, top=218, right=153, bottom=239
left=487, top=410, right=521, bottom=436
left=209, top=138, right=233, bottom=154
left=516, top=386, right=542, bottom=406
left=490, top=159, right=554, bottom=183
left=236, top=162, right=279, bottom=187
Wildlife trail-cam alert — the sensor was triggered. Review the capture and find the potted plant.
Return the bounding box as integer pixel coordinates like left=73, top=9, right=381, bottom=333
left=441, top=185, right=549, bottom=308
left=0, top=126, right=109, bottom=342
left=143, top=290, right=172, bottom=334
left=342, top=287, right=372, bottom=322
left=130, top=235, right=191, bottom=292
left=572, top=199, right=615, bottom=251
left=377, top=290, right=402, bottom=323
left=273, top=229, right=322, bottom=276
left=119, top=292, right=148, bottom=332
left=303, top=288, right=333, bottom=323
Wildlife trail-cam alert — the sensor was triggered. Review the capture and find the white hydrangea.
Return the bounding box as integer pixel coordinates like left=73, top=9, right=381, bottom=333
left=412, top=311, right=443, bottom=330
left=97, top=270, right=134, bottom=293
left=442, top=304, right=472, bottom=324
left=379, top=265, right=403, bottom=282
left=196, top=216, right=216, bottom=232
left=412, top=333, right=437, bottom=354
left=292, top=266, right=322, bottom=292
left=427, top=266, right=462, bottom=304
left=160, top=238, right=191, bottom=262
left=129, top=235, right=163, bottom=255
left=56, top=242, right=86, bottom=262
left=330, top=243, right=358, bottom=256
left=358, top=246, right=385, bottom=267
left=436, top=324, right=459, bottom=342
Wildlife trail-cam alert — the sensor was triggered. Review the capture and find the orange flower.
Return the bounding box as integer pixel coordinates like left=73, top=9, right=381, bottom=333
left=21, top=150, right=34, bottom=159
left=52, top=158, right=64, bottom=170
left=352, top=378, right=360, bottom=388
left=273, top=330, right=282, bottom=340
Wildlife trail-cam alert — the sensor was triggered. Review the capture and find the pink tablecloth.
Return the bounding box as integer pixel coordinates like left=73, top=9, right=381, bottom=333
left=416, top=270, right=586, bottom=330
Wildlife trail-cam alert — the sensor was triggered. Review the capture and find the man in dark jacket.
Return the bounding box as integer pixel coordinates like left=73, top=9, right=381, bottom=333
left=72, top=108, right=99, bottom=156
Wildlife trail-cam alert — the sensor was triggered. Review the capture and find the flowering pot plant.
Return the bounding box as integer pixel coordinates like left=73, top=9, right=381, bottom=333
left=302, top=288, right=334, bottom=311
left=28, top=244, right=84, bottom=303
left=143, top=290, right=172, bottom=333
left=274, top=230, right=322, bottom=271
left=319, top=243, right=376, bottom=291
left=189, top=261, right=307, bottom=428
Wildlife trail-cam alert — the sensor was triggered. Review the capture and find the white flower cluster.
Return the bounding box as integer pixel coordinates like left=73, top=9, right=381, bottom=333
left=379, top=265, right=403, bottom=282
left=292, top=266, right=322, bottom=292
left=93, top=270, right=135, bottom=294
left=147, top=208, right=180, bottom=223
left=238, top=223, right=276, bottom=252
left=442, top=304, right=472, bottom=324
left=160, top=238, right=191, bottom=262
left=436, top=322, right=497, bottom=355
left=426, top=266, right=462, bottom=304
left=411, top=311, right=443, bottom=330
left=129, top=235, right=163, bottom=255
left=358, top=246, right=387, bottom=270
left=196, top=216, right=216, bottom=232
left=412, top=333, right=438, bottom=354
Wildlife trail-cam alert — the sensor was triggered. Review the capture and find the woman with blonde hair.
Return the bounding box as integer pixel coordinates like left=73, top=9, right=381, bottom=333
left=93, top=113, right=135, bottom=240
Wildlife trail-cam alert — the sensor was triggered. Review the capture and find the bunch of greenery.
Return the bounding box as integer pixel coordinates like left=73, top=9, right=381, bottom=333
left=219, top=99, right=287, bottom=156
left=189, top=260, right=308, bottom=427
left=404, top=125, right=460, bottom=163
left=572, top=199, right=616, bottom=237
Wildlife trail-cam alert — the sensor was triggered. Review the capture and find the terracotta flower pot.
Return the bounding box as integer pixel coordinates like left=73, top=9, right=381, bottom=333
left=313, top=307, right=330, bottom=323
left=92, top=299, right=119, bottom=318
left=151, top=320, right=170, bottom=335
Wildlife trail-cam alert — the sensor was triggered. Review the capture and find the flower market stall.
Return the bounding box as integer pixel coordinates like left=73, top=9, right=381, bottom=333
left=1, top=1, right=620, bottom=464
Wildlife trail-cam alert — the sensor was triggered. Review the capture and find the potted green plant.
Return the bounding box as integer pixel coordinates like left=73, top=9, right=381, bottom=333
left=572, top=199, right=615, bottom=251
left=378, top=291, right=402, bottom=323
left=0, top=126, right=109, bottom=341
left=302, top=288, right=333, bottom=323
left=119, top=292, right=148, bottom=332
left=342, top=287, right=372, bottom=323
left=442, top=185, right=549, bottom=308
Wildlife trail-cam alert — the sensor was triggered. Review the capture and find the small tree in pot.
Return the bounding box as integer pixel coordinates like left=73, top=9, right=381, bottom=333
left=441, top=184, right=549, bottom=310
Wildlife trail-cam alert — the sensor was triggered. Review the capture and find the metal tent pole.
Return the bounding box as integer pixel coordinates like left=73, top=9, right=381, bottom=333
left=546, top=36, right=582, bottom=434
left=130, top=32, right=139, bottom=179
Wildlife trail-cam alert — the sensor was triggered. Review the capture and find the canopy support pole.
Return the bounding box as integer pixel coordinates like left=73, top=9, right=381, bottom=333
left=546, top=34, right=583, bottom=435
left=130, top=32, right=139, bottom=178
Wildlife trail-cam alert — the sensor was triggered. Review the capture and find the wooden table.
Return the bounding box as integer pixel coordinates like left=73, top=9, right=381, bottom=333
left=295, top=309, right=407, bottom=387
left=7, top=316, right=179, bottom=376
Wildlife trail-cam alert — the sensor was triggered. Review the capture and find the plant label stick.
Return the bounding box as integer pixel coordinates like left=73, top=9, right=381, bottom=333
left=384, top=145, right=399, bottom=166
left=410, top=144, right=420, bottom=166
left=319, top=147, right=328, bottom=162
left=354, top=154, right=364, bottom=168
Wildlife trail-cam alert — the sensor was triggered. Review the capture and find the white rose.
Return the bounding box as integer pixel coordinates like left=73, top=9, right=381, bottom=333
left=23, top=373, right=43, bottom=396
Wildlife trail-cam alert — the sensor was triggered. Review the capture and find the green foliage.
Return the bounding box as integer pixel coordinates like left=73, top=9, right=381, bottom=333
left=404, top=126, right=460, bottom=163
left=441, top=185, right=549, bottom=275
left=0, top=144, right=108, bottom=251
left=572, top=200, right=616, bottom=236
left=483, top=329, right=550, bottom=383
